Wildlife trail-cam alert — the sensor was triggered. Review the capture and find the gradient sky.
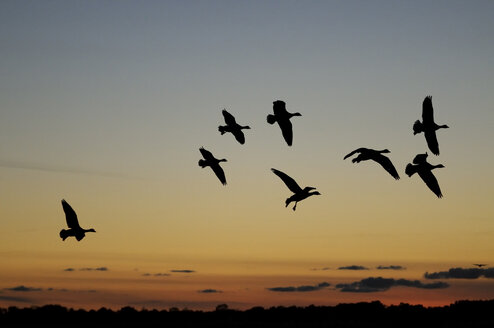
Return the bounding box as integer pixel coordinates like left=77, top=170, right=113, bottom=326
left=1, top=0, right=494, bottom=310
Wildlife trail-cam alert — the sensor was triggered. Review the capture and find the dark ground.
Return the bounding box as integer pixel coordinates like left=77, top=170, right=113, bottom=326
left=1, top=300, right=494, bottom=327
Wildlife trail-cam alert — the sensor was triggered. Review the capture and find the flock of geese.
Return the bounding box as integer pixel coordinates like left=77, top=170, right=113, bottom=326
left=60, top=97, right=449, bottom=241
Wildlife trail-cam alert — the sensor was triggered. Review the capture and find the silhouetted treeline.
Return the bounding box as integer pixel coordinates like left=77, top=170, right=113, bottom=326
left=1, top=300, right=494, bottom=327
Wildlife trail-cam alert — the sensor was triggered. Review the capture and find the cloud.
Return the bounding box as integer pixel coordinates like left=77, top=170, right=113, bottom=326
left=377, top=265, right=406, bottom=270
left=0, top=295, right=34, bottom=303
left=142, top=273, right=170, bottom=277
left=424, top=267, right=494, bottom=280
left=338, top=265, right=369, bottom=270
left=310, top=267, right=330, bottom=271
left=198, top=289, right=222, bottom=293
left=80, top=267, right=108, bottom=271
left=336, top=277, right=449, bottom=293
left=0, top=159, right=137, bottom=179
left=64, top=268, right=75, bottom=272
left=170, top=270, right=195, bottom=273
left=267, top=282, right=330, bottom=292
left=5, top=285, right=42, bottom=292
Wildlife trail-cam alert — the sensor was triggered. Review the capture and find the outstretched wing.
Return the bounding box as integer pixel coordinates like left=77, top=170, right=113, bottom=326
left=343, top=148, right=366, bottom=160
left=211, top=163, right=227, bottom=185
left=373, top=154, right=400, bottom=180
left=418, top=169, right=443, bottom=198
left=61, top=199, right=80, bottom=229
left=222, top=109, right=237, bottom=126
left=422, top=96, right=434, bottom=124
left=232, top=130, right=246, bottom=144
left=424, top=130, right=440, bottom=155
left=199, top=147, right=215, bottom=161
left=271, top=168, right=303, bottom=193
left=277, top=119, right=293, bottom=146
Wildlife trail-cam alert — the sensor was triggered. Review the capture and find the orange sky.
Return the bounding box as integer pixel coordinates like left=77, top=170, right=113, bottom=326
left=1, top=1, right=494, bottom=310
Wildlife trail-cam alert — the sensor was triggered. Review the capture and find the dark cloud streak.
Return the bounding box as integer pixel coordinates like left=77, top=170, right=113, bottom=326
left=336, top=277, right=449, bottom=293
left=267, top=282, right=330, bottom=293
left=424, top=267, right=494, bottom=279
left=338, top=265, right=369, bottom=270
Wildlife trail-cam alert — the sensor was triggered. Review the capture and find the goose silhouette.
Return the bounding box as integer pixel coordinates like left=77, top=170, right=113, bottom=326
left=473, top=264, right=487, bottom=268
left=218, top=109, right=250, bottom=144
left=267, top=100, right=301, bottom=146
left=271, top=168, right=320, bottom=211
left=344, top=148, right=400, bottom=180
left=198, top=147, right=227, bottom=185
left=60, top=199, right=96, bottom=241
left=405, top=153, right=445, bottom=198
left=413, top=96, right=449, bottom=155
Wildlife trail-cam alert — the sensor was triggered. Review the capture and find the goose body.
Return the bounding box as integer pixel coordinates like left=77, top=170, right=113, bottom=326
left=271, top=168, right=320, bottom=211
left=60, top=199, right=96, bottom=241
left=344, top=147, right=400, bottom=180
left=405, top=153, right=445, bottom=198
left=413, top=96, right=449, bottom=155
left=198, top=147, right=227, bottom=185
left=267, top=100, right=301, bottom=146
left=218, top=109, right=250, bottom=144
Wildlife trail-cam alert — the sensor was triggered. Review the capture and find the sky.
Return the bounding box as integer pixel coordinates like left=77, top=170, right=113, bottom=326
left=1, top=0, right=494, bottom=310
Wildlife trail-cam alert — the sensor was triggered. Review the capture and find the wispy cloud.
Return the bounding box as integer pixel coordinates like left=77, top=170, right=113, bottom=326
left=0, top=159, right=138, bottom=179
left=336, top=277, right=449, bottom=293
left=424, top=267, right=494, bottom=279
left=3, top=285, right=94, bottom=293
left=4, top=285, right=42, bottom=292
left=376, top=265, right=406, bottom=270
left=142, top=272, right=170, bottom=277
left=79, top=267, right=108, bottom=271
left=338, top=265, right=369, bottom=270
left=0, top=295, right=34, bottom=303
left=310, top=267, right=330, bottom=271
left=170, top=269, right=195, bottom=273
left=198, top=289, right=222, bottom=293
left=267, top=282, right=330, bottom=292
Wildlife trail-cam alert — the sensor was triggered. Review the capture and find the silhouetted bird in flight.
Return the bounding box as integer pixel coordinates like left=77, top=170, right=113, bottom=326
left=60, top=199, right=96, bottom=241
left=198, top=147, right=227, bottom=185
left=267, top=100, right=301, bottom=146
left=343, top=148, right=400, bottom=180
left=413, top=96, right=449, bottom=155
left=218, top=109, right=251, bottom=145
left=271, top=168, right=320, bottom=211
left=405, top=153, right=445, bottom=198
left=473, top=264, right=487, bottom=268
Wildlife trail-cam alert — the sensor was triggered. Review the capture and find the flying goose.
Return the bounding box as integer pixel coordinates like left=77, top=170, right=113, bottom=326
left=267, top=100, right=301, bottom=146
left=60, top=199, right=96, bottom=241
left=405, top=153, right=445, bottom=198
left=218, top=109, right=251, bottom=144
left=271, top=168, right=320, bottom=211
left=413, top=96, right=449, bottom=155
left=198, top=147, right=227, bottom=185
left=344, top=147, right=400, bottom=180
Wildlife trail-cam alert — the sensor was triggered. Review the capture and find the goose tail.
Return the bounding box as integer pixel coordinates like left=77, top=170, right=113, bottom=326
left=413, top=120, right=423, bottom=135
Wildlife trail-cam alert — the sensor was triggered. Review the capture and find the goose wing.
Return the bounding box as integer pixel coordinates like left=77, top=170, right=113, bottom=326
left=418, top=169, right=442, bottom=198
left=343, top=148, right=366, bottom=160
left=277, top=119, right=293, bottom=146
left=61, top=199, right=81, bottom=229
left=424, top=130, right=440, bottom=155
left=231, top=129, right=246, bottom=144
left=199, top=147, right=216, bottom=161
left=211, top=163, right=227, bottom=185
left=422, top=96, right=435, bottom=124
left=222, top=109, right=237, bottom=126
left=271, top=168, right=303, bottom=193
left=373, top=154, right=400, bottom=180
